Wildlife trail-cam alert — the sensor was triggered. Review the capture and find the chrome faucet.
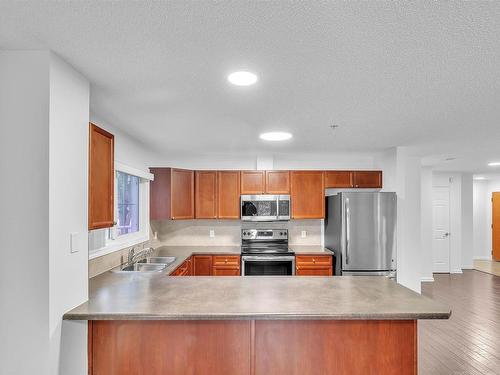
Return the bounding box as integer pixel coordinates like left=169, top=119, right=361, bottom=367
left=127, top=247, right=154, bottom=265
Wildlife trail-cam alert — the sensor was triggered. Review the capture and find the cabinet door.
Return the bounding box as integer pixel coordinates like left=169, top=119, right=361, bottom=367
left=171, top=169, right=194, bottom=219
left=217, top=171, right=241, bottom=219
left=290, top=171, right=325, bottom=219
left=150, top=168, right=172, bottom=220
left=296, top=267, right=332, bottom=276
left=240, top=171, right=265, bottom=194
left=193, top=255, right=213, bottom=276
left=265, top=171, right=290, bottom=194
left=195, top=171, right=217, bottom=219
left=88, top=123, right=115, bottom=230
left=352, top=171, right=382, bottom=188
left=325, top=171, right=353, bottom=188
left=213, top=268, right=241, bottom=276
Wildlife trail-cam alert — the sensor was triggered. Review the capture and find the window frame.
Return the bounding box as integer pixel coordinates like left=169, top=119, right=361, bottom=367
left=89, top=162, right=153, bottom=260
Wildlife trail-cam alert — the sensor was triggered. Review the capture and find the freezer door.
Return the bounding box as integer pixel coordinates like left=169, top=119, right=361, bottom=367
left=342, top=192, right=396, bottom=271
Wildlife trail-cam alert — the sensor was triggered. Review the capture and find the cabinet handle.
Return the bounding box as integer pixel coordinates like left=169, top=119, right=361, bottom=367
left=225, top=259, right=228, bottom=263
left=313, top=258, right=316, bottom=263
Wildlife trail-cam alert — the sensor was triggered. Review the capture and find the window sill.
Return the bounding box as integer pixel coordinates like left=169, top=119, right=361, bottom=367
left=89, top=234, right=150, bottom=260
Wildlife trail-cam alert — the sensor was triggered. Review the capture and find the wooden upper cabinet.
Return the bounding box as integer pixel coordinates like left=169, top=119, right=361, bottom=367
left=171, top=169, right=194, bottom=219
left=290, top=171, right=325, bottom=219
left=265, top=170, right=290, bottom=194
left=325, top=171, right=353, bottom=188
left=88, top=123, right=114, bottom=230
left=352, top=171, right=382, bottom=188
left=149, top=168, right=194, bottom=220
left=195, top=171, right=217, bottom=219
left=217, top=171, right=241, bottom=219
left=240, top=171, right=265, bottom=194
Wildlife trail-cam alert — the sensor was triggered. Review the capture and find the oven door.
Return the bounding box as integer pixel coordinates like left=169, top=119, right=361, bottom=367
left=241, top=255, right=295, bottom=276
left=241, top=195, right=279, bottom=221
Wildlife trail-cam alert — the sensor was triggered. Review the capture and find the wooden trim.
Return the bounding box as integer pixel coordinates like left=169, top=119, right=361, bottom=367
left=87, top=321, right=93, bottom=375
left=250, top=320, right=256, bottom=375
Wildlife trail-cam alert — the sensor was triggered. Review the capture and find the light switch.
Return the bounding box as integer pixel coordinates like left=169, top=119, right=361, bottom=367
left=301, top=230, right=307, bottom=238
left=70, top=232, right=81, bottom=253
left=209, top=229, right=215, bottom=238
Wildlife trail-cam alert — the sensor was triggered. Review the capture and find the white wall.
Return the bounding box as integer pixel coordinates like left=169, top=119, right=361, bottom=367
left=0, top=51, right=89, bottom=375
left=48, top=53, right=89, bottom=375
left=0, top=50, right=51, bottom=375
left=90, top=115, right=158, bottom=173
left=420, top=167, right=434, bottom=281
left=473, top=178, right=500, bottom=260
left=473, top=180, right=490, bottom=259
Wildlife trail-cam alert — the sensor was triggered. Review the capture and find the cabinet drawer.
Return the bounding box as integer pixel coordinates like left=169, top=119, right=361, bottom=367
left=295, top=255, right=332, bottom=267
left=212, top=255, right=240, bottom=267
left=296, top=267, right=332, bottom=276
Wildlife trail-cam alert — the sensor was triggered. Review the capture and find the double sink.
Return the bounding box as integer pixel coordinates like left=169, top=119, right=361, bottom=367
left=112, top=256, right=176, bottom=273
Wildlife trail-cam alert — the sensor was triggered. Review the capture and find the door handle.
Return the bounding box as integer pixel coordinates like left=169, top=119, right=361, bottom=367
left=443, top=232, right=450, bottom=238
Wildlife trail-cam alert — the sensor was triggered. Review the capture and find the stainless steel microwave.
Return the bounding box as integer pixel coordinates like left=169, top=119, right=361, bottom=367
left=240, top=195, right=290, bottom=221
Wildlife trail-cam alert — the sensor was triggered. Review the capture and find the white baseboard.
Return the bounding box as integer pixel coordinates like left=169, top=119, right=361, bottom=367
left=420, top=277, right=435, bottom=282
left=450, top=269, right=463, bottom=274
left=473, top=256, right=492, bottom=261
left=461, top=264, right=474, bottom=270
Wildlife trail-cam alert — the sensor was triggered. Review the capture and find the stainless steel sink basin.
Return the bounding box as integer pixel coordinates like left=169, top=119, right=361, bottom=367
left=113, top=263, right=166, bottom=273
left=144, top=256, right=176, bottom=266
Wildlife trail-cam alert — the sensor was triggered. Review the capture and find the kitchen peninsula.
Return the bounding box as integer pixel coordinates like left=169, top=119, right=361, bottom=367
left=65, top=246, right=450, bottom=375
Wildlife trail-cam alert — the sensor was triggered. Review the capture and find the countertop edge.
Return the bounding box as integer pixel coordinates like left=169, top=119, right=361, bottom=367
left=63, top=311, right=451, bottom=321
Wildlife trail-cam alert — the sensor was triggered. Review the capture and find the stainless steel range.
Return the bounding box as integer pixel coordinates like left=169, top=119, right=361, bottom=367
left=241, top=229, right=295, bottom=276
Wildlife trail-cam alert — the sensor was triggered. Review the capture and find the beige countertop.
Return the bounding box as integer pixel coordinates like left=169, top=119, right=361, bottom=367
left=64, top=245, right=450, bottom=321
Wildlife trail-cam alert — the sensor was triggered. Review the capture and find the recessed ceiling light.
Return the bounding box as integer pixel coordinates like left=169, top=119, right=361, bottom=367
left=488, top=162, right=500, bottom=166
left=474, top=176, right=486, bottom=180
left=259, top=132, right=293, bottom=141
left=227, top=71, right=258, bottom=86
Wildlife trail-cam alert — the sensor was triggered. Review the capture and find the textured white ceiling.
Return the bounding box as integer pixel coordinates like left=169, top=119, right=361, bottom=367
left=1, top=1, right=500, bottom=172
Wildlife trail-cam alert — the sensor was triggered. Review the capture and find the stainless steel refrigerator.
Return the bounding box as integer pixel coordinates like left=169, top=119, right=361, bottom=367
left=324, top=192, right=397, bottom=279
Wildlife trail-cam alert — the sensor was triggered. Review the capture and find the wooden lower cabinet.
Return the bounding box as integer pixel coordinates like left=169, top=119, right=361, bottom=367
left=193, top=255, right=213, bottom=276
left=296, top=255, right=333, bottom=276
left=212, top=255, right=240, bottom=276
left=171, top=256, right=192, bottom=276
left=89, top=320, right=417, bottom=375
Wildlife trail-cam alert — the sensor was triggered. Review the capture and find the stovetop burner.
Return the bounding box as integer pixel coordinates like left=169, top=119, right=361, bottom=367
left=241, top=228, right=294, bottom=255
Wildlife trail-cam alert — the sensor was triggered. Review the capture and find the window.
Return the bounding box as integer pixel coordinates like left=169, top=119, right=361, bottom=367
left=89, top=163, right=153, bottom=259
left=116, top=171, right=139, bottom=236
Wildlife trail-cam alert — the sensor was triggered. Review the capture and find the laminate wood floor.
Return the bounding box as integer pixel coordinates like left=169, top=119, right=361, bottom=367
left=420, top=270, right=500, bottom=375
left=474, top=260, right=500, bottom=277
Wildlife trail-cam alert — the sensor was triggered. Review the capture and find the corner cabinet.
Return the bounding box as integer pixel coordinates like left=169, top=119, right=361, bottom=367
left=149, top=168, right=194, bottom=220
left=290, top=171, right=325, bottom=219
left=88, top=123, right=114, bottom=230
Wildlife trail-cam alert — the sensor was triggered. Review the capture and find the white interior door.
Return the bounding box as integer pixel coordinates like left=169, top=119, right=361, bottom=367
left=432, top=186, right=450, bottom=273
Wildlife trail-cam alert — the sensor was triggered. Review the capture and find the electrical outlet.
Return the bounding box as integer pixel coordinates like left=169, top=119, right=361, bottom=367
left=70, top=232, right=80, bottom=253
left=154, top=231, right=158, bottom=240
left=301, top=230, right=307, bottom=238
left=209, top=229, right=215, bottom=238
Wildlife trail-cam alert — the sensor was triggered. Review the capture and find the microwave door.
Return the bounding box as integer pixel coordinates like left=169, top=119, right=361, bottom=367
left=241, top=196, right=278, bottom=221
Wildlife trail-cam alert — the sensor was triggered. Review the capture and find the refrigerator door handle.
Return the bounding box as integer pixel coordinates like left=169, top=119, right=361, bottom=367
left=345, top=199, right=350, bottom=264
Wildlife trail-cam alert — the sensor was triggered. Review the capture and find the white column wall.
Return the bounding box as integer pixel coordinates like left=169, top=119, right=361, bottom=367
left=473, top=180, right=490, bottom=260
left=460, top=173, right=473, bottom=269
left=420, top=167, right=434, bottom=281
left=48, top=53, right=89, bottom=375
left=395, top=147, right=422, bottom=293
left=0, top=50, right=51, bottom=375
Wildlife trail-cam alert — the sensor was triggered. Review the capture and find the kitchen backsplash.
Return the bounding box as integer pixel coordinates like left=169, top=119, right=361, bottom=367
left=150, top=219, right=323, bottom=247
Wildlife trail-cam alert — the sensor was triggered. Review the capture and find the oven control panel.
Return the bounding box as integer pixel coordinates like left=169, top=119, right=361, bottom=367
left=241, top=229, right=288, bottom=240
